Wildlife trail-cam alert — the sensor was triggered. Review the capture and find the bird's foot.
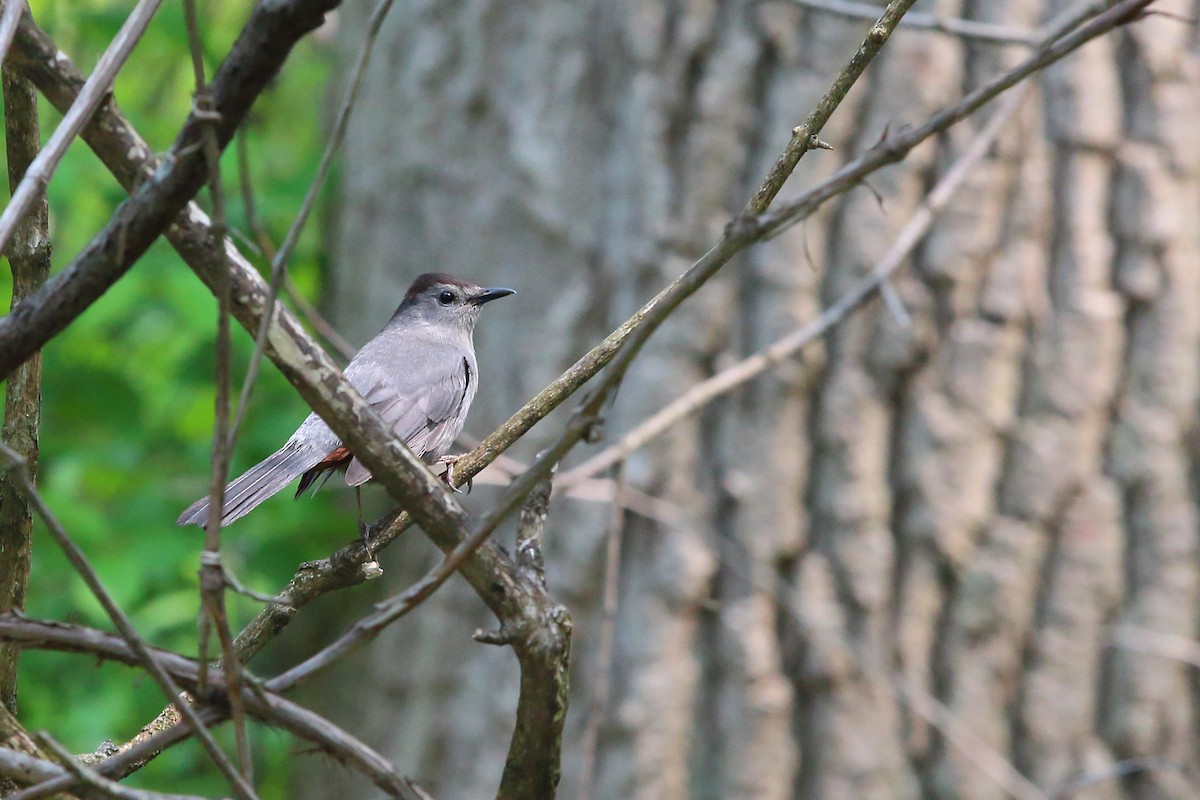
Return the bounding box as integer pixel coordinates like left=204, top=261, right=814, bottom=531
left=436, top=454, right=472, bottom=494
left=358, top=518, right=383, bottom=580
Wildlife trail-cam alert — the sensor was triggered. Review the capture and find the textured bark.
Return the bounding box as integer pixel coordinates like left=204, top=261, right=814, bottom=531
left=0, top=66, right=49, bottom=716
left=297, top=1, right=1200, bottom=798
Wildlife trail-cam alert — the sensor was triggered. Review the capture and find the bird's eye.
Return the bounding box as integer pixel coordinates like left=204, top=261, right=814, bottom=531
left=438, top=290, right=455, bottom=305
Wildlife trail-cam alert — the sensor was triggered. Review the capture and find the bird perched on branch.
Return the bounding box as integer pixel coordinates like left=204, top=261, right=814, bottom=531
left=177, top=273, right=514, bottom=530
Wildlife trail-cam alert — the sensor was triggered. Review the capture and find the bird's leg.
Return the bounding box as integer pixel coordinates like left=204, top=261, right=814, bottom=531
left=435, top=453, right=471, bottom=494
left=356, top=486, right=372, bottom=556
left=355, top=486, right=384, bottom=580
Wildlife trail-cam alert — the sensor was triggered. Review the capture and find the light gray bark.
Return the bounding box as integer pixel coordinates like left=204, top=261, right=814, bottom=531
left=295, top=1, right=1200, bottom=797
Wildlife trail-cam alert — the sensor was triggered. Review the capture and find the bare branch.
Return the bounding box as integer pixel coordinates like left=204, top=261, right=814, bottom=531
left=0, top=0, right=162, bottom=256
left=0, top=55, right=50, bottom=714
left=6, top=0, right=1147, bottom=680
left=745, top=0, right=918, bottom=215
left=0, top=445, right=257, bottom=800
left=558, top=88, right=1027, bottom=490
left=776, top=0, right=1041, bottom=46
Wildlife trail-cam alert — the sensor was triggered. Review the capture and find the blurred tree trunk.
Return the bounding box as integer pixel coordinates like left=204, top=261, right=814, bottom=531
left=295, top=1, right=1200, bottom=797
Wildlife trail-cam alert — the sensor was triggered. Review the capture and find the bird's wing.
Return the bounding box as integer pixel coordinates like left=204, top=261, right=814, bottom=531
left=343, top=356, right=474, bottom=486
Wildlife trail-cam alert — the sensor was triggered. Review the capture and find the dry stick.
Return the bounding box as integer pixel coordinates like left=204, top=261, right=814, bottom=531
left=575, top=464, right=625, bottom=800
left=230, top=0, right=397, bottom=441
left=0, top=446, right=259, bottom=800
left=0, top=616, right=424, bottom=800
left=234, top=128, right=356, bottom=360
left=181, top=0, right=253, bottom=783
left=0, top=0, right=162, bottom=257
left=778, top=0, right=1042, bottom=46
left=0, top=59, right=50, bottom=714
left=559, top=91, right=1027, bottom=489
left=745, top=0, right=918, bottom=215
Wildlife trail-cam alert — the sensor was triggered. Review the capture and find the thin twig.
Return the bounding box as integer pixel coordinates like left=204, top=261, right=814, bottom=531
left=744, top=0, right=918, bottom=214
left=230, top=0, right=397, bottom=441
left=0, top=445, right=258, bottom=800
left=182, top=0, right=252, bottom=782
left=575, top=463, right=625, bottom=800
left=0, top=0, right=163, bottom=256
left=559, top=88, right=1026, bottom=489
left=776, top=0, right=1042, bottom=46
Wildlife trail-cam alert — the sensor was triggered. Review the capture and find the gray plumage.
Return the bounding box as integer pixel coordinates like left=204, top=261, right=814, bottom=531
left=177, top=273, right=513, bottom=529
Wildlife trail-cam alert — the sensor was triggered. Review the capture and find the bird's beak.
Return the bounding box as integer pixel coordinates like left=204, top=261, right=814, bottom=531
left=471, top=287, right=516, bottom=306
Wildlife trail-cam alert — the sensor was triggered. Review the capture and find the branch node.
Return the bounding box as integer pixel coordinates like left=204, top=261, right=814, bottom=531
left=473, top=627, right=516, bottom=646
left=808, top=134, right=834, bottom=151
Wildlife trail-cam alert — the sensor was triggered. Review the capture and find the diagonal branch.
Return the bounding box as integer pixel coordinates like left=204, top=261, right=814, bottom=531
left=744, top=0, right=918, bottom=214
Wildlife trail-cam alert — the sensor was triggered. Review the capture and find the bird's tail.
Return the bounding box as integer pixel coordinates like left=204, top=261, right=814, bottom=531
left=176, top=440, right=325, bottom=528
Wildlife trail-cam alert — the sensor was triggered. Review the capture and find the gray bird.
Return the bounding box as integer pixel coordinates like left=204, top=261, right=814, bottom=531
left=177, top=273, right=514, bottom=529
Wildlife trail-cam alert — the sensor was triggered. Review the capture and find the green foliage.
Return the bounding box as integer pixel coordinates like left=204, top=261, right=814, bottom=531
left=1, top=0, right=355, bottom=794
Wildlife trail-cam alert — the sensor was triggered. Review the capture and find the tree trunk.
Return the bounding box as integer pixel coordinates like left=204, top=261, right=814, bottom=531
left=297, top=1, right=1200, bottom=797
